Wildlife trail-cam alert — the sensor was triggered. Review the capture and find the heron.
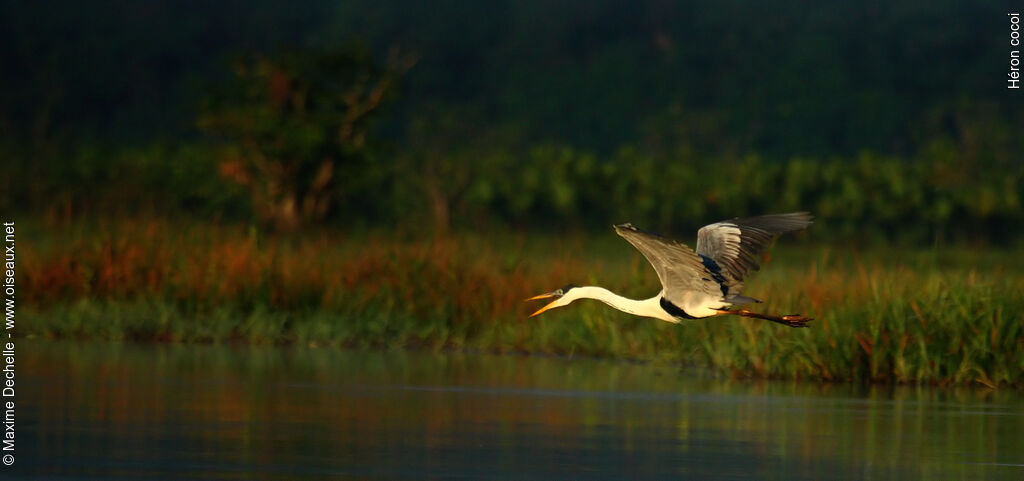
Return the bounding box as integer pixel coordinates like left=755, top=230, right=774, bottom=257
left=526, top=212, right=814, bottom=327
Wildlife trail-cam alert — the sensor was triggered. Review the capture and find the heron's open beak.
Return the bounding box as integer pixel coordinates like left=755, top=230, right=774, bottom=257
left=525, top=292, right=559, bottom=317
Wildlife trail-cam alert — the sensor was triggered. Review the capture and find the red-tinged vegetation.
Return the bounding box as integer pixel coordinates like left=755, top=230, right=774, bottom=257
left=19, top=219, right=1024, bottom=387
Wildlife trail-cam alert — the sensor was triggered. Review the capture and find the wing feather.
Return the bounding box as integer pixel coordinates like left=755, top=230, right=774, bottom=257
left=614, top=223, right=719, bottom=305
left=695, top=212, right=813, bottom=295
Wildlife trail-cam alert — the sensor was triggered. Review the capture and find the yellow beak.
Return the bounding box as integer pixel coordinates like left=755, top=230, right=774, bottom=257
left=525, top=292, right=559, bottom=317
left=524, top=293, right=556, bottom=302
left=529, top=301, right=560, bottom=317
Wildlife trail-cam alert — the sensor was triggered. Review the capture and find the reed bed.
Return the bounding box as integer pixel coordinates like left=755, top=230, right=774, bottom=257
left=20, top=219, right=1024, bottom=387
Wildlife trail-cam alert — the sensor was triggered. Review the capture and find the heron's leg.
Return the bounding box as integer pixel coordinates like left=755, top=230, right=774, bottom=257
left=716, top=309, right=812, bottom=328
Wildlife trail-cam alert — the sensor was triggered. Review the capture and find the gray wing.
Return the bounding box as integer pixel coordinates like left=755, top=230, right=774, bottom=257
left=695, top=212, right=813, bottom=295
left=614, top=223, right=721, bottom=303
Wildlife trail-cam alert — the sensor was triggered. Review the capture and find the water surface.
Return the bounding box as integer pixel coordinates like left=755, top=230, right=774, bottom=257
left=11, top=341, right=1024, bottom=479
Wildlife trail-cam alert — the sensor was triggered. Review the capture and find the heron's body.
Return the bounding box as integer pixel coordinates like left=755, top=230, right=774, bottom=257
left=528, top=212, right=815, bottom=327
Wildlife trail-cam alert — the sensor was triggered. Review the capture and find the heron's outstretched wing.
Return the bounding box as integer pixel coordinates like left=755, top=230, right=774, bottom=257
left=614, top=223, right=720, bottom=303
left=695, top=212, right=813, bottom=293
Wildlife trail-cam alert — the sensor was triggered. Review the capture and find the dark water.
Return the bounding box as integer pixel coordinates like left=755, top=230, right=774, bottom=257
left=9, top=341, right=1024, bottom=480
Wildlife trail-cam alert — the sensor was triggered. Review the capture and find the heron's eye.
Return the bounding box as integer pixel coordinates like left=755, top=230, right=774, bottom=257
left=555, top=289, right=563, bottom=296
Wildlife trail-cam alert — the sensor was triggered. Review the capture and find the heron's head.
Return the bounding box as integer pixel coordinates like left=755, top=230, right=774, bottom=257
left=525, top=284, right=580, bottom=317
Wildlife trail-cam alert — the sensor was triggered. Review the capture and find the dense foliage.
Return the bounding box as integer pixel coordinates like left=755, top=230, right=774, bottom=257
left=12, top=142, right=1023, bottom=244
left=2, top=0, right=1021, bottom=244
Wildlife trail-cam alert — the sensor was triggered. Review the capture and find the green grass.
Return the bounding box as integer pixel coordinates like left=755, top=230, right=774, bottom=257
left=19, top=219, right=1024, bottom=387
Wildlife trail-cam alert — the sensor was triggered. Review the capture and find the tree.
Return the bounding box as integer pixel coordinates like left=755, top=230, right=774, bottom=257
left=198, top=47, right=413, bottom=230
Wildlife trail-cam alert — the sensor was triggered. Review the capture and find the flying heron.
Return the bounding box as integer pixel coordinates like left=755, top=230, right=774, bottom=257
left=527, top=212, right=814, bottom=327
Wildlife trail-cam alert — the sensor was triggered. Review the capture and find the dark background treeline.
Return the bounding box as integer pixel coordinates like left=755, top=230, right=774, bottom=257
left=2, top=0, right=1021, bottom=243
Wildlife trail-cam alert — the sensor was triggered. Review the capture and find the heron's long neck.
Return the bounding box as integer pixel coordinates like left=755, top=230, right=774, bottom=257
left=573, top=286, right=676, bottom=323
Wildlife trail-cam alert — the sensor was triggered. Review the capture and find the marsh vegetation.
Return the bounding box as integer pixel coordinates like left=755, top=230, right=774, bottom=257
left=22, top=220, right=1023, bottom=387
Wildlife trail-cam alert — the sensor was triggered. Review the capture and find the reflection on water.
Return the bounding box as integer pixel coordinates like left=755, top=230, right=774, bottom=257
left=12, top=341, right=1024, bottom=479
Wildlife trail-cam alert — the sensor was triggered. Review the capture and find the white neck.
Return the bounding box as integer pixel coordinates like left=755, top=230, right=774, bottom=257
left=569, top=286, right=679, bottom=323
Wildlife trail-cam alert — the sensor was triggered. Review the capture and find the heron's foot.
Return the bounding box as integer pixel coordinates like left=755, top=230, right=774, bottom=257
left=778, top=314, right=813, bottom=328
